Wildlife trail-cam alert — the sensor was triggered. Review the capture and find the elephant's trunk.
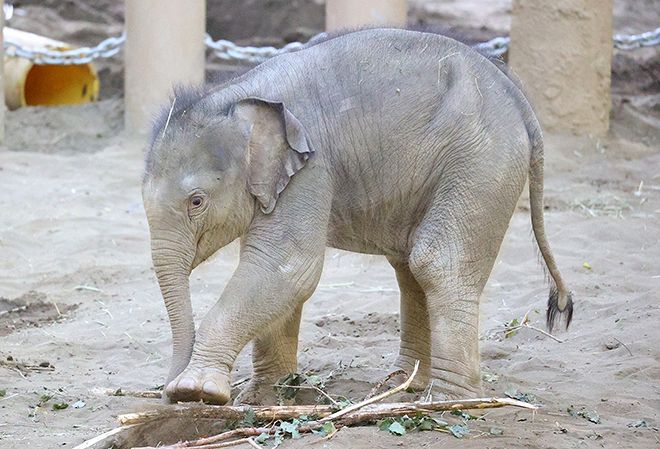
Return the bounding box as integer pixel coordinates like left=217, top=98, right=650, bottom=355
left=151, top=235, right=195, bottom=383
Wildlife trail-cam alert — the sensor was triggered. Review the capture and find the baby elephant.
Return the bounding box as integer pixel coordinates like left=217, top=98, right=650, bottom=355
left=142, top=28, right=573, bottom=405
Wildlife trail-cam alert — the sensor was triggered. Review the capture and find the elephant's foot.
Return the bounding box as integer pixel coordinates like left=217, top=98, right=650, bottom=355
left=234, top=377, right=282, bottom=406
left=426, top=370, right=483, bottom=401
left=164, top=366, right=231, bottom=404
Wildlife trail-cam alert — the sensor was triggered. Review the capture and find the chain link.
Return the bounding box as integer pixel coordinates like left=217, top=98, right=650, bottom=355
left=2, top=26, right=658, bottom=65
left=614, top=27, right=660, bottom=50
left=4, top=33, right=126, bottom=65
left=204, top=33, right=311, bottom=63
left=474, top=36, right=510, bottom=57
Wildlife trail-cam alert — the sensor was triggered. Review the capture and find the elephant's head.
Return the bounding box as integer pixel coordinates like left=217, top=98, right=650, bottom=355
left=142, top=91, right=313, bottom=382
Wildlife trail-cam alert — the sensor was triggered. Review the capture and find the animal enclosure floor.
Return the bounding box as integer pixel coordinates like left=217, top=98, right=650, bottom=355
left=0, top=97, right=658, bottom=448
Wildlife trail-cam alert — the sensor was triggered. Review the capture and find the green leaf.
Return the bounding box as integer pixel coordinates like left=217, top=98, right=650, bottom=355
left=628, top=420, right=648, bottom=428
left=583, top=262, right=592, bottom=270
left=447, top=424, right=469, bottom=438
left=584, top=410, right=601, bottom=424
left=320, top=421, right=336, bottom=436
left=417, top=417, right=438, bottom=431
left=274, top=373, right=303, bottom=401
left=280, top=419, right=301, bottom=439
left=450, top=410, right=480, bottom=421
left=0, top=389, right=6, bottom=397
left=254, top=433, right=270, bottom=443
left=242, top=407, right=256, bottom=427
left=52, top=402, right=69, bottom=410
left=387, top=421, right=407, bottom=436
left=504, top=386, right=536, bottom=403
left=504, top=318, right=520, bottom=338
left=482, top=372, right=499, bottom=383
left=489, top=427, right=504, bottom=436
left=40, top=394, right=53, bottom=403
left=567, top=406, right=601, bottom=424
left=378, top=418, right=395, bottom=431
left=305, top=374, right=323, bottom=387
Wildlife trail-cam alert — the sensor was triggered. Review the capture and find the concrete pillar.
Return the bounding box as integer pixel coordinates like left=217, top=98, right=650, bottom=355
left=0, top=3, right=5, bottom=144
left=124, top=0, right=206, bottom=136
left=509, top=0, right=613, bottom=136
left=326, top=0, right=407, bottom=31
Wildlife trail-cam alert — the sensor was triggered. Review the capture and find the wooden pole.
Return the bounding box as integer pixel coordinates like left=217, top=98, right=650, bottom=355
left=509, top=0, right=613, bottom=135
left=124, top=0, right=206, bottom=136
left=325, top=0, right=407, bottom=32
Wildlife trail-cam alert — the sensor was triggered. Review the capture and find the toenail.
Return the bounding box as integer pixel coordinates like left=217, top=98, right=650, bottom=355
left=177, top=377, right=197, bottom=391
left=202, top=380, right=221, bottom=396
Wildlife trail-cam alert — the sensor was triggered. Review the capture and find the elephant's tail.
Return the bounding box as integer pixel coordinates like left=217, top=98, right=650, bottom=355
left=528, top=133, right=574, bottom=332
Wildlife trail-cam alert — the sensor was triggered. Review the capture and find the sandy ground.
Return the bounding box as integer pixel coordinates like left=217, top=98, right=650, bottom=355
left=1, top=1, right=659, bottom=448
left=0, top=92, right=659, bottom=449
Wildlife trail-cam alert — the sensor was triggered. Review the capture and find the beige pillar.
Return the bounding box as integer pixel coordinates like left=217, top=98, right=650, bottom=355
left=326, top=0, right=407, bottom=31
left=124, top=0, right=206, bottom=136
left=0, top=3, right=5, bottom=144
left=509, top=0, right=613, bottom=136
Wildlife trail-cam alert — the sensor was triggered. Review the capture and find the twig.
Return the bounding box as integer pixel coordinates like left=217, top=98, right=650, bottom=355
left=246, top=438, right=262, bottom=449
left=0, top=359, right=55, bottom=373
left=133, top=427, right=272, bottom=449
left=73, top=285, right=103, bottom=293
left=365, top=369, right=406, bottom=399
left=94, top=388, right=163, bottom=399
left=522, top=324, right=565, bottom=343
left=0, top=304, right=27, bottom=316
left=613, top=337, right=633, bottom=356
left=272, top=383, right=340, bottom=407
left=504, top=310, right=564, bottom=343
left=320, top=361, right=419, bottom=423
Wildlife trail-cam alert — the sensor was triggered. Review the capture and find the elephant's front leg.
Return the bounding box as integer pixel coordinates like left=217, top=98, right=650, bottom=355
left=164, top=251, right=322, bottom=404
left=234, top=304, right=303, bottom=405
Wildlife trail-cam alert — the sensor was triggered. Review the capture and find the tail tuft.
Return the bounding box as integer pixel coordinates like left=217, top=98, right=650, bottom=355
left=546, top=285, right=574, bottom=332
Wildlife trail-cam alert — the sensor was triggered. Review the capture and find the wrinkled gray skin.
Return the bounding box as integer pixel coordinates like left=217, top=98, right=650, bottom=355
left=142, top=29, right=573, bottom=405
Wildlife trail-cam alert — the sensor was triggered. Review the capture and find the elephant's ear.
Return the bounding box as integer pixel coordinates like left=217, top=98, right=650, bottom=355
left=232, top=98, right=313, bottom=214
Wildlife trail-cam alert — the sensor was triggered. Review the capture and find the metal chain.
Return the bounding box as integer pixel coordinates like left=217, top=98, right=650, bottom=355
left=613, top=27, right=660, bottom=50
left=4, top=33, right=126, bottom=65
left=474, top=36, right=510, bottom=57
left=2, top=26, right=658, bottom=65
left=204, top=33, right=310, bottom=64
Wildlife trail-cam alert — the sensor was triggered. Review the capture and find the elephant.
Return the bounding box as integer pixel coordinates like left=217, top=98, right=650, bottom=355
left=142, top=28, right=574, bottom=405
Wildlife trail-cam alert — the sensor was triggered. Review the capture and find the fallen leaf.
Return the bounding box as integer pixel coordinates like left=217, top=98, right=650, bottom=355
left=388, top=421, right=406, bottom=436
left=448, top=424, right=469, bottom=438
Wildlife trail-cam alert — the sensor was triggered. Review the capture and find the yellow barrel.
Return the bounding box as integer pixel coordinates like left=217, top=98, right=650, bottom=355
left=4, top=27, right=99, bottom=110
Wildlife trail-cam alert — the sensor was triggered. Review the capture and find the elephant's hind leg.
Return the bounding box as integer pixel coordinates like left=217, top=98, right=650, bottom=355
left=388, top=257, right=432, bottom=391
left=234, top=304, right=303, bottom=405
left=407, top=191, right=517, bottom=399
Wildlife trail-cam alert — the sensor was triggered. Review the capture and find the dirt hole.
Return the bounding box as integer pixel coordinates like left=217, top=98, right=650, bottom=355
left=0, top=291, right=77, bottom=337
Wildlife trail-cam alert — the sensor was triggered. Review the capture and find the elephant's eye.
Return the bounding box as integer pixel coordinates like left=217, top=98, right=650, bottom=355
left=187, top=192, right=207, bottom=217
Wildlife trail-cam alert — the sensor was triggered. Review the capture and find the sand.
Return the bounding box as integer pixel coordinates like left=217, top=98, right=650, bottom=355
left=1, top=1, right=659, bottom=448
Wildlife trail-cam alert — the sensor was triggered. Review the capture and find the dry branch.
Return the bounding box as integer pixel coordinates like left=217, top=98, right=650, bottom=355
left=98, top=363, right=537, bottom=449
left=119, top=396, right=534, bottom=427
left=129, top=397, right=534, bottom=448
left=119, top=403, right=335, bottom=426
left=320, top=360, right=419, bottom=422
